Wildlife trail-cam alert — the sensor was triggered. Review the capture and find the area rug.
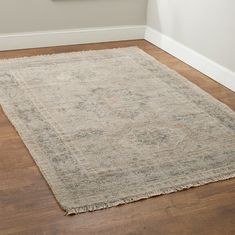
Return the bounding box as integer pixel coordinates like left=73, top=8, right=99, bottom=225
left=0, top=47, right=234, bottom=215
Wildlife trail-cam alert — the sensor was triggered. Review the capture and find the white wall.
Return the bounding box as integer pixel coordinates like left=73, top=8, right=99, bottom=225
left=147, top=0, right=235, bottom=72
left=0, top=0, right=147, bottom=33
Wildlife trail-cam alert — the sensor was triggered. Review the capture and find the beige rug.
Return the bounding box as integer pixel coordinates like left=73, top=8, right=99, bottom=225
left=0, top=47, right=234, bottom=215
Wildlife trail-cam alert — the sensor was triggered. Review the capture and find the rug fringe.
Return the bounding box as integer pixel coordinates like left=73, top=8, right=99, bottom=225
left=64, top=172, right=235, bottom=215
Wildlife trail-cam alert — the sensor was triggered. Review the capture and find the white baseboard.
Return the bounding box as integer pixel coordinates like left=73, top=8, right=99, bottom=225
left=145, top=26, right=235, bottom=92
left=0, top=25, right=145, bottom=51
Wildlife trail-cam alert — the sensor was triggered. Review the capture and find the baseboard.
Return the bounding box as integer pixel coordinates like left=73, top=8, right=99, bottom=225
left=0, top=25, right=146, bottom=51
left=145, top=26, right=235, bottom=92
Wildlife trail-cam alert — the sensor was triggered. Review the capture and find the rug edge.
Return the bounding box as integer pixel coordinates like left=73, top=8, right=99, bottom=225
left=65, top=172, right=235, bottom=215
left=0, top=46, right=139, bottom=65
left=0, top=102, right=68, bottom=213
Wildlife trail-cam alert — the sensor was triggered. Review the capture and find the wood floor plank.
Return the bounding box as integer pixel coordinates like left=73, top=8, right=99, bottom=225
left=0, top=40, right=234, bottom=235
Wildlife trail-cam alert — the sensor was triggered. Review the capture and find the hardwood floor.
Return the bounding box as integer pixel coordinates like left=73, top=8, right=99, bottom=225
left=0, top=40, right=234, bottom=235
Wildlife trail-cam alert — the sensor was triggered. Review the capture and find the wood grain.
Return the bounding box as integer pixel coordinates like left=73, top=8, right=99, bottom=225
left=0, top=40, right=234, bottom=235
